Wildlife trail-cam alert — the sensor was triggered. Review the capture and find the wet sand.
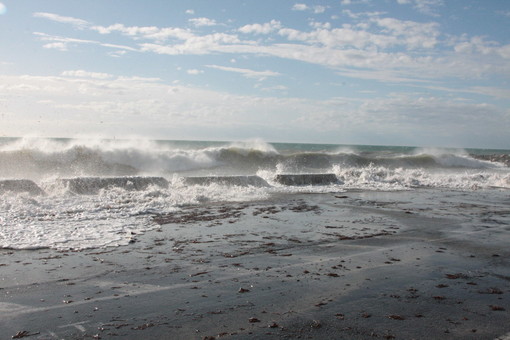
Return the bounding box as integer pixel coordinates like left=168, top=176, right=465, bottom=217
left=1, top=189, right=510, bottom=339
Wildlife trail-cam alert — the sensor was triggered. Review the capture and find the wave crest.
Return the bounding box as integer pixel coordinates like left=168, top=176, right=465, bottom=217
left=0, top=138, right=507, bottom=183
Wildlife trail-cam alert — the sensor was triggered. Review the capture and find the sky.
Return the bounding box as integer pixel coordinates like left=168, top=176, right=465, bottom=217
left=0, top=0, right=509, bottom=148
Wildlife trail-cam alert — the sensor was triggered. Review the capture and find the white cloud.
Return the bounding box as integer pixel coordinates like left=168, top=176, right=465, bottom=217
left=415, top=0, right=444, bottom=15
left=185, top=9, right=195, bottom=15
left=19, top=5, right=510, bottom=148
left=342, top=9, right=386, bottom=19
left=34, top=32, right=137, bottom=54
left=33, top=12, right=89, bottom=29
left=94, top=24, right=158, bottom=36
left=0, top=73, right=319, bottom=138
left=62, top=70, right=113, bottom=79
left=372, top=17, right=440, bottom=49
left=42, top=42, right=68, bottom=51
left=34, top=32, right=97, bottom=51
left=292, top=4, right=309, bottom=11
left=291, top=4, right=327, bottom=14
left=33, top=12, right=445, bottom=79
left=188, top=17, right=218, bottom=27
left=357, top=95, right=505, bottom=128
left=31, top=11, right=510, bottom=92
left=260, top=85, right=288, bottom=92
left=295, top=93, right=509, bottom=146
left=91, top=23, right=195, bottom=43
left=239, top=20, right=282, bottom=35
left=341, top=0, right=370, bottom=5
left=139, top=32, right=248, bottom=55
left=134, top=21, right=510, bottom=83
left=1, top=73, right=508, bottom=147
left=453, top=36, right=510, bottom=60
left=278, top=26, right=397, bottom=49
left=108, top=50, right=127, bottom=58
left=206, top=65, right=280, bottom=80
left=186, top=69, right=203, bottom=75
left=100, top=42, right=138, bottom=52
left=313, top=6, right=326, bottom=14
left=309, top=22, right=331, bottom=29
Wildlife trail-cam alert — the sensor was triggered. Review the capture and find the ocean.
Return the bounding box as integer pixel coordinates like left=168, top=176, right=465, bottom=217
left=1, top=137, right=509, bottom=251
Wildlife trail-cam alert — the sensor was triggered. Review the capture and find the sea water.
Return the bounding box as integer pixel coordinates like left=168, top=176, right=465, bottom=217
left=1, top=137, right=509, bottom=250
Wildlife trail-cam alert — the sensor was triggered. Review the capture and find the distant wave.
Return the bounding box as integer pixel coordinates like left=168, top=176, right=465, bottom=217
left=0, top=138, right=219, bottom=179
left=470, top=154, right=510, bottom=167
left=0, top=137, right=507, bottom=183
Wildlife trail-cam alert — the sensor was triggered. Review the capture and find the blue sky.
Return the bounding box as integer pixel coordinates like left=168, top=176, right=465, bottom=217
left=0, top=0, right=509, bottom=148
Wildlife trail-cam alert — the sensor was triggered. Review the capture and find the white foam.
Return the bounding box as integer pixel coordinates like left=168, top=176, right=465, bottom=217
left=0, top=187, right=174, bottom=250
left=332, top=164, right=510, bottom=190
left=227, top=138, right=279, bottom=156
left=0, top=178, right=276, bottom=250
left=2, top=166, right=508, bottom=250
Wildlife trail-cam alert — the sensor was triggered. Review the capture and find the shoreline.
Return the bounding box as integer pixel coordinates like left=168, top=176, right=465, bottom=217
left=1, top=189, right=510, bottom=339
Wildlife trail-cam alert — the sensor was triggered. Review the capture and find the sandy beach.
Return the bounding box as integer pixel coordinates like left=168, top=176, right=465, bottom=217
left=1, top=189, right=510, bottom=340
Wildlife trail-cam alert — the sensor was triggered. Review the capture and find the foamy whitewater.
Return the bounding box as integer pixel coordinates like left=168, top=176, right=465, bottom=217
left=1, top=137, right=509, bottom=250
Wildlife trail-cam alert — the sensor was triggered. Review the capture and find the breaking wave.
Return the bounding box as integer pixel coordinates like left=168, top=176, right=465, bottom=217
left=1, top=137, right=508, bottom=251
left=0, top=138, right=505, bottom=182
